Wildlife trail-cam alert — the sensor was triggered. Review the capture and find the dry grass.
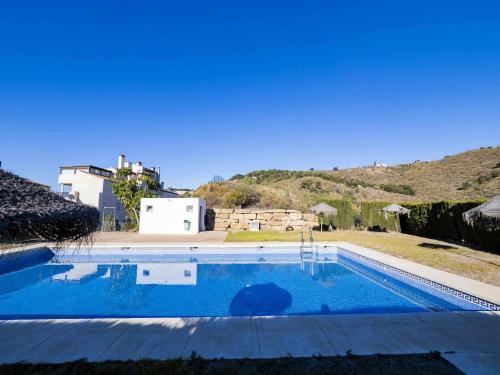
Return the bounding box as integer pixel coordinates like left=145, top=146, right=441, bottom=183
left=225, top=230, right=500, bottom=286
left=334, top=147, right=500, bottom=201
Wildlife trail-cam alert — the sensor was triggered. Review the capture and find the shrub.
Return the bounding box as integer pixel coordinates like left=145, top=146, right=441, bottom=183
left=476, top=171, right=499, bottom=184
left=300, top=178, right=322, bottom=193
left=222, top=186, right=260, bottom=208
left=457, top=181, right=471, bottom=190
left=258, top=190, right=292, bottom=209
left=379, top=184, right=415, bottom=196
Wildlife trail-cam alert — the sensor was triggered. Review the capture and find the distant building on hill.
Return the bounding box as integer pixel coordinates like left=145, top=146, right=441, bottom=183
left=57, top=154, right=178, bottom=225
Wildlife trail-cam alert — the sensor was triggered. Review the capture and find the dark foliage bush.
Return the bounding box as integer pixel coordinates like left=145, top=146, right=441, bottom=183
left=222, top=186, right=260, bottom=208
left=379, top=184, right=416, bottom=196
left=400, top=200, right=499, bottom=252
left=0, top=170, right=100, bottom=245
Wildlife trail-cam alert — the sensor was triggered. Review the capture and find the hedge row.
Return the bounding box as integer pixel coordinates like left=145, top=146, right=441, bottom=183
left=360, top=199, right=499, bottom=252
left=360, top=201, right=399, bottom=231
left=314, top=197, right=355, bottom=230
left=400, top=200, right=499, bottom=251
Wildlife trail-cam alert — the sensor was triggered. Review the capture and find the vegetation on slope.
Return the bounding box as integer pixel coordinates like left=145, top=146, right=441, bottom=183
left=333, top=146, right=500, bottom=201
left=192, top=147, right=499, bottom=210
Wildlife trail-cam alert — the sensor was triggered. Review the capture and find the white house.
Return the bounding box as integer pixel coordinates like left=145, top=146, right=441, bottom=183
left=58, top=154, right=178, bottom=226
left=139, top=198, right=206, bottom=235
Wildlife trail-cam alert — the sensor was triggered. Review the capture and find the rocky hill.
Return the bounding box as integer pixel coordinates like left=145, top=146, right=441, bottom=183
left=192, top=147, right=500, bottom=210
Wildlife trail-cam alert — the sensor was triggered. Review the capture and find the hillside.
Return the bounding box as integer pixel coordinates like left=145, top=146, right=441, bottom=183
left=333, top=147, right=500, bottom=201
left=192, top=147, right=500, bottom=210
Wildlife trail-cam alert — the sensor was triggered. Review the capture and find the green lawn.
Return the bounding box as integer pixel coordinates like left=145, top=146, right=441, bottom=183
left=225, top=230, right=500, bottom=286
left=0, top=353, right=462, bottom=375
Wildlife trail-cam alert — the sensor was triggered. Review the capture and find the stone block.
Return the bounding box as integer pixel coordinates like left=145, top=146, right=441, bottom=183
left=257, top=213, right=273, bottom=221
left=230, top=213, right=244, bottom=220
left=217, top=214, right=230, bottom=219
left=220, top=208, right=234, bottom=214
left=289, top=212, right=303, bottom=220
left=232, top=221, right=250, bottom=230
left=243, top=213, right=257, bottom=220
left=272, top=213, right=288, bottom=220
left=303, top=214, right=317, bottom=222
left=235, top=209, right=250, bottom=214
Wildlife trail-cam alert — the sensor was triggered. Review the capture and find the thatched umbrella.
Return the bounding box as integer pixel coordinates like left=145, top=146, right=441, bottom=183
left=311, top=203, right=337, bottom=232
left=463, top=196, right=500, bottom=230
left=381, top=204, right=410, bottom=233
left=0, top=170, right=100, bottom=247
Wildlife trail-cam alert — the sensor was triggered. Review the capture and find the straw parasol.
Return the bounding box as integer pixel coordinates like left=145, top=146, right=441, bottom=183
left=463, top=196, right=500, bottom=230
left=0, top=169, right=100, bottom=247
left=381, top=204, right=410, bottom=233
left=311, top=203, right=337, bottom=232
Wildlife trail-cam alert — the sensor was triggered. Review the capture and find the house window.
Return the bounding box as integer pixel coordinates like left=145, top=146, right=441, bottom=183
left=186, top=205, right=193, bottom=212
left=146, top=205, right=153, bottom=212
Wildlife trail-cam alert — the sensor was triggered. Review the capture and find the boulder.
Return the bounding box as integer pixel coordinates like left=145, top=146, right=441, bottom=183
left=272, top=213, right=288, bottom=220
left=257, top=213, right=273, bottom=221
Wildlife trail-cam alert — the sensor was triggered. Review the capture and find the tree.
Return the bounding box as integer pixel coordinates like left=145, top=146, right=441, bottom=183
left=111, top=168, right=161, bottom=228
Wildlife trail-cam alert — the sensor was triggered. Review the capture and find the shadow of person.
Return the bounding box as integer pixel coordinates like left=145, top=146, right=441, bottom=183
left=229, top=282, right=292, bottom=316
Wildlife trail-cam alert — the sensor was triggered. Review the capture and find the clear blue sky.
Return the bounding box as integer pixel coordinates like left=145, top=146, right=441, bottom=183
left=1, top=1, right=499, bottom=189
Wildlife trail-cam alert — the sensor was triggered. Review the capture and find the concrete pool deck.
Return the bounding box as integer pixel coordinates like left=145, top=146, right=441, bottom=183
left=0, top=311, right=499, bottom=374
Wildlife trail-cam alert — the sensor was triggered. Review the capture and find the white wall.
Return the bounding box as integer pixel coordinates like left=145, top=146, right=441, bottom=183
left=139, top=198, right=206, bottom=234
left=58, top=171, right=127, bottom=223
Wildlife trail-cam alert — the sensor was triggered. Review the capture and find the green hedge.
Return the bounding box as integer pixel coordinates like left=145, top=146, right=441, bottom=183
left=360, top=201, right=400, bottom=231
left=314, top=197, right=355, bottom=229
left=400, top=199, right=500, bottom=252
left=360, top=199, right=499, bottom=252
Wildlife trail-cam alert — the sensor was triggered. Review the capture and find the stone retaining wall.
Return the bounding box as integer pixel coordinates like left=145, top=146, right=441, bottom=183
left=212, top=208, right=318, bottom=231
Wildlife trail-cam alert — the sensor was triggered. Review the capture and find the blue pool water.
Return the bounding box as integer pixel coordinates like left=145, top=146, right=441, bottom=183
left=0, top=248, right=488, bottom=318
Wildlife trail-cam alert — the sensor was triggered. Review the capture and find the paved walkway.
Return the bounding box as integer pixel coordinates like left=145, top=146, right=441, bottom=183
left=93, top=231, right=227, bottom=244
left=0, top=311, right=499, bottom=374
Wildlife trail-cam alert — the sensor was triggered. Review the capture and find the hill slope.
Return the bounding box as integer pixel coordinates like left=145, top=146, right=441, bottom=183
left=193, top=147, right=500, bottom=210
left=333, top=147, right=500, bottom=201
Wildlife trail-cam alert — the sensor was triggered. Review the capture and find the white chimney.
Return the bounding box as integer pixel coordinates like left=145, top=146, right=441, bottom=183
left=118, top=154, right=125, bottom=169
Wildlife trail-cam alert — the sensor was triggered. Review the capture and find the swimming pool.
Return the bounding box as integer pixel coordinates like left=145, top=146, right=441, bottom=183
left=0, top=246, right=497, bottom=319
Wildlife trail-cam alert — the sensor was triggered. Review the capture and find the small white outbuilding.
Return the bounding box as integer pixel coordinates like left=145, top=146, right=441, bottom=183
left=139, top=198, right=206, bottom=235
